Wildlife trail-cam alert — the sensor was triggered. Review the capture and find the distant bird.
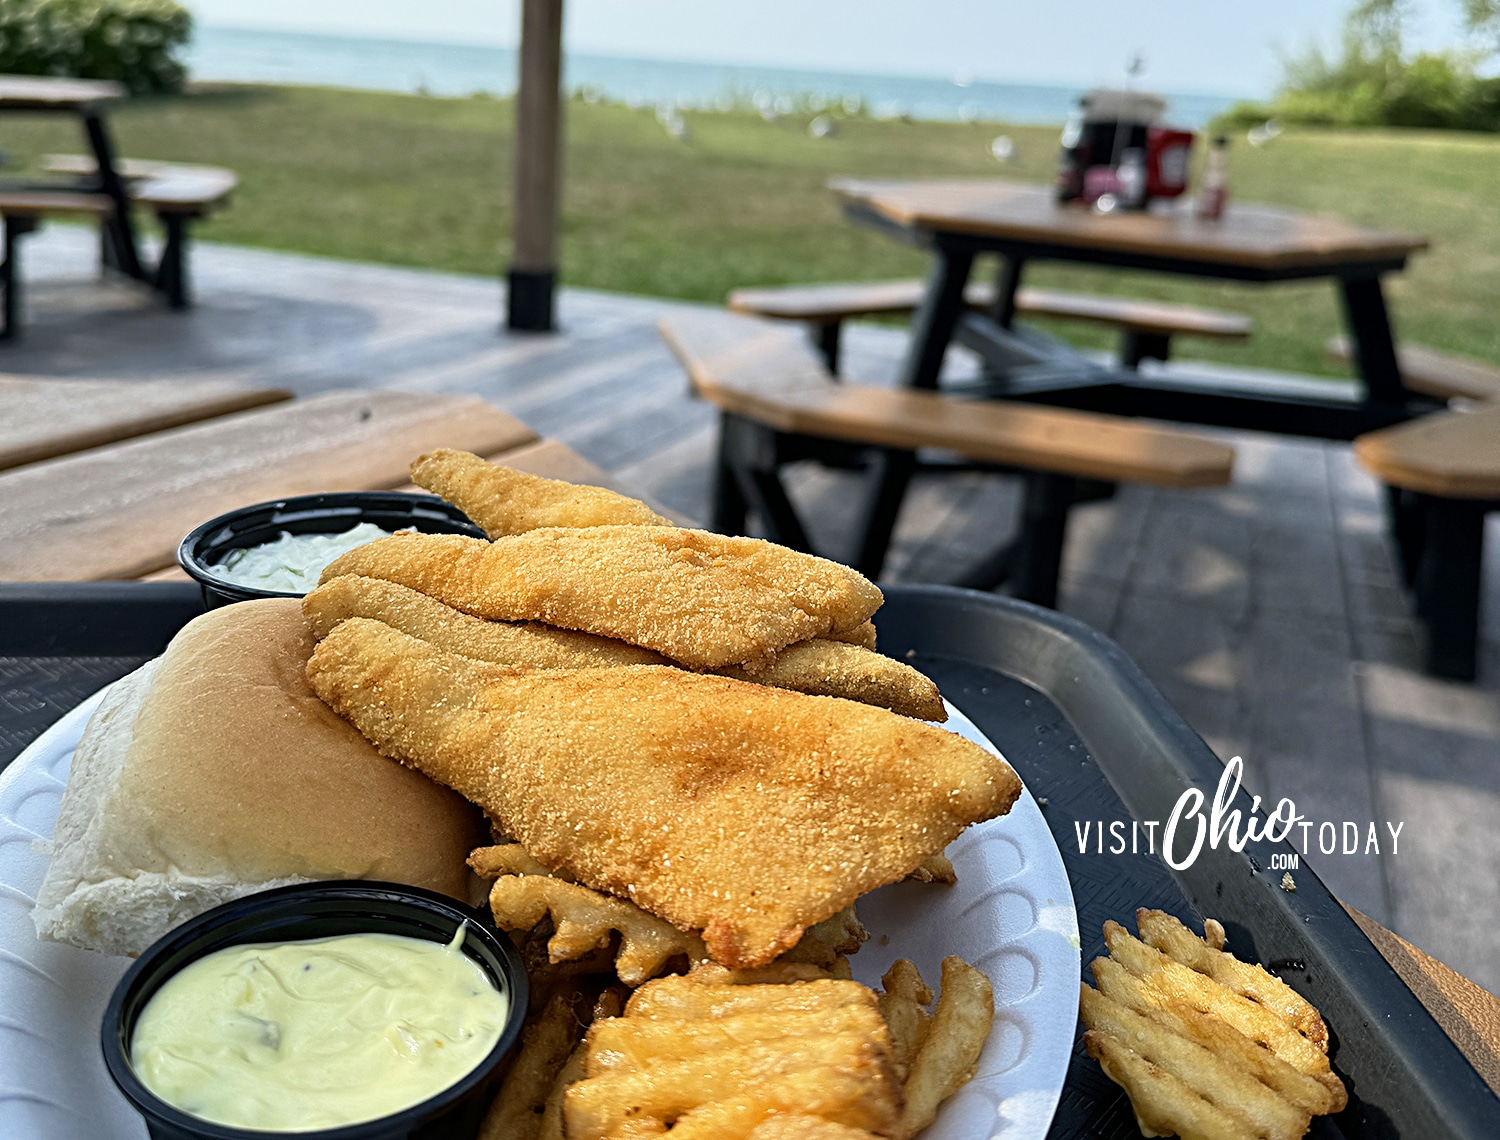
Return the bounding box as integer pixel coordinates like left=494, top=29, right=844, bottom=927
left=1247, top=120, right=1283, bottom=147
left=809, top=115, right=833, bottom=139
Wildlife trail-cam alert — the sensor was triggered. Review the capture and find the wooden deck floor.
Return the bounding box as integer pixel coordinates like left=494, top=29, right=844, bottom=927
left=6, top=225, right=1498, bottom=993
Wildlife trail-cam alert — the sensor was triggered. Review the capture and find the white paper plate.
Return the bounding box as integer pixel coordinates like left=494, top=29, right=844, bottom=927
left=0, top=684, right=1078, bottom=1139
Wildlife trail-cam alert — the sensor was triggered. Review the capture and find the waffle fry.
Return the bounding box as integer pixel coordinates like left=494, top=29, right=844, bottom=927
left=487, top=875, right=708, bottom=986
left=1080, top=910, right=1347, bottom=1140
left=563, top=974, right=901, bottom=1139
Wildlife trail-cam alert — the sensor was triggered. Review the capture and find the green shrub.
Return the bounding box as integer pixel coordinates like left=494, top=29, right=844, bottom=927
left=0, top=0, right=192, bottom=95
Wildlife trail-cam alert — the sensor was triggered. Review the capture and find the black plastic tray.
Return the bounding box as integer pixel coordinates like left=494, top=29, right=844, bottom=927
left=2, top=581, right=1496, bottom=1138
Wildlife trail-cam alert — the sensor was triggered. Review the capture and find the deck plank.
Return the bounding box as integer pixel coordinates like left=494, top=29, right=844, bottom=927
left=0, top=390, right=535, bottom=580
left=0, top=377, right=291, bottom=471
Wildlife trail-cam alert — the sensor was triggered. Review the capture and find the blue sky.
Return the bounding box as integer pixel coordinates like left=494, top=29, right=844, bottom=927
left=185, top=0, right=1470, bottom=97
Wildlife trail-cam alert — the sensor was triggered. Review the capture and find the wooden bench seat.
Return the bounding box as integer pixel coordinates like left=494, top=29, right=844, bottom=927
left=0, top=189, right=115, bottom=337
left=1355, top=403, right=1500, bottom=680
left=1328, top=336, right=1500, bottom=404
left=0, top=377, right=291, bottom=471
left=0, top=389, right=536, bottom=581
left=727, top=277, right=1250, bottom=373
left=659, top=308, right=1234, bottom=601
left=40, top=154, right=238, bottom=311
left=44, top=155, right=237, bottom=215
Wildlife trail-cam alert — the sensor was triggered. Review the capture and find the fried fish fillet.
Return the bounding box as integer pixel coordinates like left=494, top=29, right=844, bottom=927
left=307, top=618, right=1018, bottom=967
left=410, top=448, right=673, bottom=535
left=304, top=574, right=667, bottom=667
left=304, top=575, right=943, bottom=720
left=320, top=528, right=883, bottom=670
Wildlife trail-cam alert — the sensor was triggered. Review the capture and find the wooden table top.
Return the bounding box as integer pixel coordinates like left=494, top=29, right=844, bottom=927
left=0, top=74, right=124, bottom=110
left=831, top=177, right=1430, bottom=273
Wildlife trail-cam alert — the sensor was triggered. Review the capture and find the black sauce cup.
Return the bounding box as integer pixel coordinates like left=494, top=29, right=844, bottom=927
left=177, top=492, right=486, bottom=609
left=102, top=881, right=528, bottom=1140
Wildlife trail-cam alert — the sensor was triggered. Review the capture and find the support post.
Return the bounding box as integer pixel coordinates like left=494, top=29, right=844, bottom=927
left=507, top=0, right=564, bottom=332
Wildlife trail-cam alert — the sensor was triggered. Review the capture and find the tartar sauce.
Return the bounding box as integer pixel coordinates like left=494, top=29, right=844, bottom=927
left=131, top=928, right=510, bottom=1132
left=210, top=523, right=393, bottom=594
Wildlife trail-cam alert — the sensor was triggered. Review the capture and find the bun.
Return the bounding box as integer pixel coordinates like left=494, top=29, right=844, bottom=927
left=33, top=599, right=487, bottom=957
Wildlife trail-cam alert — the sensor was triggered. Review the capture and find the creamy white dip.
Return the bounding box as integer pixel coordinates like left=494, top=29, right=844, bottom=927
left=131, top=928, right=509, bottom=1132
left=210, top=524, right=393, bottom=594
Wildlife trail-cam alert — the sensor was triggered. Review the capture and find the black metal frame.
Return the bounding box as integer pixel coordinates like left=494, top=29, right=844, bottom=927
left=821, top=203, right=1491, bottom=678
left=0, top=99, right=200, bottom=337
left=711, top=411, right=1086, bottom=600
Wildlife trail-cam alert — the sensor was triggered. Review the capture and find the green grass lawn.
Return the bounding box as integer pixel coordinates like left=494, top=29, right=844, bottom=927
left=1, top=83, right=1496, bottom=375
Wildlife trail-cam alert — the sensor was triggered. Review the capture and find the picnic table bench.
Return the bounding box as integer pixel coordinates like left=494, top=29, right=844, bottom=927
left=659, top=308, right=1234, bottom=602
left=728, top=277, right=1250, bottom=374
left=0, top=73, right=239, bottom=337
left=1355, top=402, right=1500, bottom=680
left=0, top=383, right=675, bottom=583
left=1328, top=336, right=1500, bottom=404
left=33, top=154, right=238, bottom=312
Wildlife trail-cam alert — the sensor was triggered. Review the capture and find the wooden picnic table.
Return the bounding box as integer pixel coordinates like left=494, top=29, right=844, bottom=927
left=832, top=177, right=1434, bottom=441
left=0, top=74, right=146, bottom=286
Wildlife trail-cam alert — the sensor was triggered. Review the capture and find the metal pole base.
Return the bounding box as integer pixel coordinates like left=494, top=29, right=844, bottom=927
left=506, top=269, right=556, bottom=332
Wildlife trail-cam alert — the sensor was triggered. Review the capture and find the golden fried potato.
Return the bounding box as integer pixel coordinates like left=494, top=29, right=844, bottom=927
left=319, top=527, right=882, bottom=669
left=877, top=959, right=934, bottom=1077
left=470, top=843, right=563, bottom=879
left=893, top=957, right=994, bottom=1139
left=905, top=854, right=957, bottom=885
left=1080, top=984, right=1310, bottom=1140
left=480, top=988, right=587, bottom=1140
left=747, top=1118, right=884, bottom=1140
left=564, top=976, right=900, bottom=1140
left=1083, top=913, right=1348, bottom=1139
left=779, top=907, right=869, bottom=970
left=1136, top=908, right=1327, bottom=1046
left=487, top=875, right=707, bottom=985
left=1104, top=922, right=1335, bottom=1085
left=1085, top=1030, right=1259, bottom=1140
left=411, top=449, right=673, bottom=534
left=1091, top=957, right=1336, bottom=1118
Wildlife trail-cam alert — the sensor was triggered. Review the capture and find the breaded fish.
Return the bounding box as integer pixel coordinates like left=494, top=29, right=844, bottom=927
left=304, top=574, right=667, bottom=668
left=320, top=528, right=883, bottom=670
left=304, top=575, right=943, bottom=720
left=718, top=639, right=944, bottom=722
left=410, top=448, right=672, bottom=535
left=307, top=619, right=1019, bottom=967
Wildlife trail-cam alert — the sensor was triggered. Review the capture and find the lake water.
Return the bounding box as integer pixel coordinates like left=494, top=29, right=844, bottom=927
left=188, top=25, right=1236, bottom=128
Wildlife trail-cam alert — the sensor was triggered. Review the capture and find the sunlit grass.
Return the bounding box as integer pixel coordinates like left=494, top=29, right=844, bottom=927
left=1, top=83, right=1495, bottom=375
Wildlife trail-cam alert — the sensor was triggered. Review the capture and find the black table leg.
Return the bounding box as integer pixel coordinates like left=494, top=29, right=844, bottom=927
left=853, top=448, right=916, bottom=579
left=991, top=254, right=1026, bottom=329
left=154, top=213, right=190, bottom=309
left=1010, top=473, right=1076, bottom=608
left=1121, top=329, right=1172, bottom=369
left=1413, top=495, right=1488, bottom=681
left=1338, top=273, right=1408, bottom=409
left=897, top=241, right=975, bottom=390
left=1, top=213, right=35, bottom=340
left=810, top=320, right=842, bottom=376
left=711, top=415, right=750, bottom=535
left=82, top=110, right=144, bottom=281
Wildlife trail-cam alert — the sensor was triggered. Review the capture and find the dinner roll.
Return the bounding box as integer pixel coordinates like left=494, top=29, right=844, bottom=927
left=33, top=598, right=487, bottom=957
